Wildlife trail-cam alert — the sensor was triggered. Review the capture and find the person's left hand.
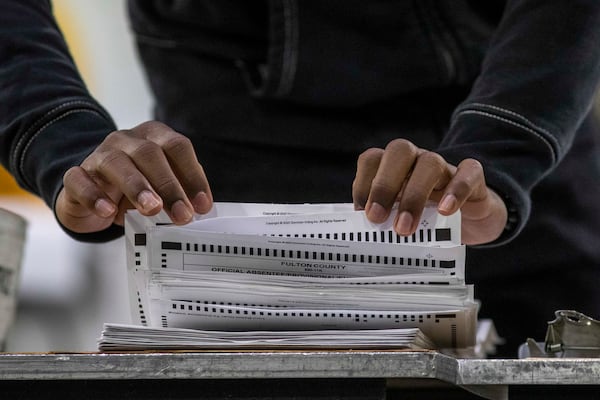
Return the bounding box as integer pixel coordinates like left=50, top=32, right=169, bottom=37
left=352, top=139, right=507, bottom=245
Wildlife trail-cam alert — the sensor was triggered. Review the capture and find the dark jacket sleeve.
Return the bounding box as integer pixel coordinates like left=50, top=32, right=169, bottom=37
left=437, top=0, right=600, bottom=246
left=0, top=0, right=123, bottom=241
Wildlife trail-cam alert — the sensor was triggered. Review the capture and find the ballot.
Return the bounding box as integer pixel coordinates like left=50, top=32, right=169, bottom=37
left=98, top=202, right=477, bottom=351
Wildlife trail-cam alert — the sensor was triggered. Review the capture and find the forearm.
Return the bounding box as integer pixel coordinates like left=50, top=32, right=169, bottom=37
left=0, top=0, right=116, bottom=209
left=438, top=0, right=600, bottom=245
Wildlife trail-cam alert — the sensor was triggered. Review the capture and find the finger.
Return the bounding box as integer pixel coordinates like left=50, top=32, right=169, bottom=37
left=461, top=187, right=507, bottom=244
left=437, top=158, right=486, bottom=217
left=352, top=148, right=383, bottom=210
left=62, top=166, right=117, bottom=219
left=100, top=127, right=199, bottom=224
left=137, top=122, right=213, bottom=214
left=365, top=139, right=419, bottom=223
left=395, top=151, right=450, bottom=235
left=57, top=168, right=118, bottom=233
left=88, top=146, right=172, bottom=220
left=123, top=139, right=197, bottom=224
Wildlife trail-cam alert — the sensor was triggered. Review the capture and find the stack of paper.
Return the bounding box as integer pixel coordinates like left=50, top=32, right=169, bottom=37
left=98, top=202, right=477, bottom=351
left=98, top=325, right=435, bottom=351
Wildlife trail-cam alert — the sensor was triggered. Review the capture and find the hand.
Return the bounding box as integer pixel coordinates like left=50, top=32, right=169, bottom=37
left=352, top=139, right=507, bottom=245
left=56, top=121, right=213, bottom=234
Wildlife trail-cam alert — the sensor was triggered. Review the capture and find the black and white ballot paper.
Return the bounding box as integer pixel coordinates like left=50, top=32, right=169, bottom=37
left=99, top=202, right=476, bottom=351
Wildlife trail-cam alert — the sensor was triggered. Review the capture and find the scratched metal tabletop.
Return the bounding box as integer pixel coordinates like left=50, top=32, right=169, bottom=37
left=0, top=350, right=597, bottom=384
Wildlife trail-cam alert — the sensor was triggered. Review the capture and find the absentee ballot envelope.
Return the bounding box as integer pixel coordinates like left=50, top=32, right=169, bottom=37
left=121, top=202, right=476, bottom=349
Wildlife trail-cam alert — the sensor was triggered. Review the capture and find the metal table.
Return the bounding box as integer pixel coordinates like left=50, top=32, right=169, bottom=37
left=0, top=351, right=599, bottom=400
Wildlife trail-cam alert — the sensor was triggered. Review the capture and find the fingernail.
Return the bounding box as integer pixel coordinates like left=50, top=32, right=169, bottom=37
left=192, top=191, right=212, bottom=213
left=366, top=202, right=387, bottom=223
left=395, top=211, right=413, bottom=235
left=138, top=190, right=161, bottom=212
left=171, top=200, right=193, bottom=224
left=439, top=194, right=457, bottom=213
left=95, top=198, right=115, bottom=218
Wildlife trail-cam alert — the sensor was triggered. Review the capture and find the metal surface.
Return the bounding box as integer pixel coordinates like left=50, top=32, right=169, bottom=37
left=455, top=358, right=600, bottom=385
left=544, top=310, right=600, bottom=357
left=0, top=351, right=434, bottom=380
left=0, top=350, right=599, bottom=384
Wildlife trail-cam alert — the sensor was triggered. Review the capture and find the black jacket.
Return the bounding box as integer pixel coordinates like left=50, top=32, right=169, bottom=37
left=1, top=0, right=599, bottom=243
left=2, top=0, right=600, bottom=353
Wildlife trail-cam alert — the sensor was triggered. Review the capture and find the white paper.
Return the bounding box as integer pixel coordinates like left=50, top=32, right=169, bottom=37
left=98, top=323, right=435, bottom=351
left=118, top=202, right=475, bottom=349
left=186, top=204, right=460, bottom=246
left=147, top=228, right=465, bottom=278
left=149, top=299, right=476, bottom=348
left=147, top=272, right=474, bottom=311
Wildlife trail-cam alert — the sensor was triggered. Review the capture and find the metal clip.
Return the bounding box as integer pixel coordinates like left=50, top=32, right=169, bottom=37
left=544, top=310, right=600, bottom=357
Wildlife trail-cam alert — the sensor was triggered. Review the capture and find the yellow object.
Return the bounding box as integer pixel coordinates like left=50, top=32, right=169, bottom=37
left=0, top=166, right=23, bottom=195
left=52, top=0, right=94, bottom=88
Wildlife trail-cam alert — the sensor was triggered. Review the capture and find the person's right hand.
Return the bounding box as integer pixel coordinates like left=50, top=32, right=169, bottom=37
left=56, top=121, right=213, bottom=234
